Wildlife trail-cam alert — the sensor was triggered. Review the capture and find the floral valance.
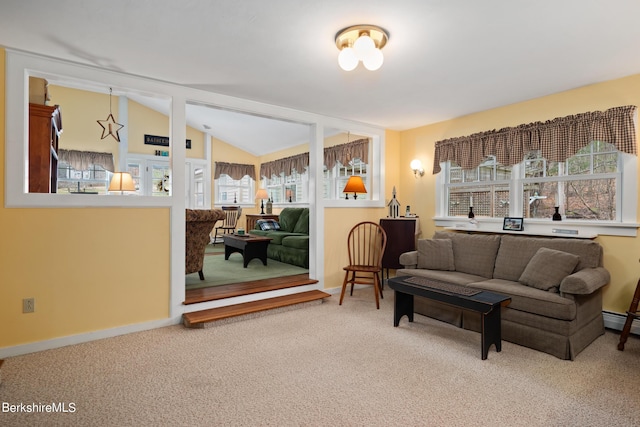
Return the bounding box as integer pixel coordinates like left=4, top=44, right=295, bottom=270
left=323, top=138, right=369, bottom=170
left=432, top=105, right=637, bottom=174
left=214, top=162, right=256, bottom=180
left=260, top=152, right=309, bottom=178
left=58, top=149, right=115, bottom=172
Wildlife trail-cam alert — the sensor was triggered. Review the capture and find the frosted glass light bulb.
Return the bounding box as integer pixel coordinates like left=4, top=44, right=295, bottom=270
left=353, top=34, right=375, bottom=59
left=363, top=48, right=384, bottom=71
left=338, top=47, right=358, bottom=71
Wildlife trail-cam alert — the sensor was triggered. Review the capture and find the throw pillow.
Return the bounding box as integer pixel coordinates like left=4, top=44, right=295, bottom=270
left=417, top=239, right=455, bottom=271
left=256, top=219, right=280, bottom=231
left=518, top=247, right=580, bottom=292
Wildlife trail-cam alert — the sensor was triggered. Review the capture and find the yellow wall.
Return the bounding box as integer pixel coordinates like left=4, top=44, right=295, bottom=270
left=0, top=49, right=171, bottom=349
left=399, top=74, right=640, bottom=313
left=127, top=98, right=169, bottom=155
left=48, top=86, right=119, bottom=154
left=49, top=86, right=205, bottom=161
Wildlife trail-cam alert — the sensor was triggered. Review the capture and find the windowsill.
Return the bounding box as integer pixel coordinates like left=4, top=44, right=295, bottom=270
left=434, top=217, right=639, bottom=238
left=273, top=202, right=309, bottom=208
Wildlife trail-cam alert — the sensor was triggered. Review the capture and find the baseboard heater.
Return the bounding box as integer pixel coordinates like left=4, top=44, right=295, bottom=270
left=552, top=228, right=579, bottom=235
left=603, top=310, right=640, bottom=335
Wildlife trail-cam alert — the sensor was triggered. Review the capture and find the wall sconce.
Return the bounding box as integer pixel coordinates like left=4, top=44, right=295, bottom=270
left=343, top=176, right=367, bottom=199
left=410, top=159, right=424, bottom=177
left=108, top=172, right=136, bottom=195
left=335, top=24, right=389, bottom=71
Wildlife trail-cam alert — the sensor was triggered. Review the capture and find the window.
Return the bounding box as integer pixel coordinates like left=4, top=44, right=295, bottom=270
left=189, top=165, right=206, bottom=208
left=442, top=141, right=623, bottom=222
left=446, top=156, right=511, bottom=217
left=264, top=170, right=308, bottom=203
left=125, top=158, right=170, bottom=196
left=323, top=158, right=369, bottom=200
left=57, top=162, right=112, bottom=194
left=434, top=106, right=637, bottom=235
left=215, top=174, right=254, bottom=204
left=522, top=141, right=619, bottom=220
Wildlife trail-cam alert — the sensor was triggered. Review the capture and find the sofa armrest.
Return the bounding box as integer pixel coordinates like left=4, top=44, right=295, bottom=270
left=399, top=251, right=418, bottom=269
left=559, top=267, right=610, bottom=295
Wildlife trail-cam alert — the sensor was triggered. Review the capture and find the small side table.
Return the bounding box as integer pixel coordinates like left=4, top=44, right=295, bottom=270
left=380, top=217, right=419, bottom=281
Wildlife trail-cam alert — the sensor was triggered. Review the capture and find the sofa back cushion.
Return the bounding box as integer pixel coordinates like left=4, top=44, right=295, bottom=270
left=518, top=247, right=581, bottom=292
left=417, top=239, right=455, bottom=271
left=292, top=208, right=310, bottom=234
left=278, top=208, right=304, bottom=233
left=493, top=234, right=603, bottom=281
left=433, top=231, right=501, bottom=278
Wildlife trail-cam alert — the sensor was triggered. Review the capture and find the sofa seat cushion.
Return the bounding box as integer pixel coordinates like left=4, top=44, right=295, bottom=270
left=396, top=269, right=487, bottom=286
left=467, top=279, right=576, bottom=321
left=519, top=247, right=580, bottom=292
left=250, top=230, right=301, bottom=245
left=281, top=235, right=309, bottom=250
left=433, top=231, right=501, bottom=278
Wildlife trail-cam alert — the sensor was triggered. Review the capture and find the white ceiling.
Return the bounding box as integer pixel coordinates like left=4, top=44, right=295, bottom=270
left=3, top=0, right=640, bottom=155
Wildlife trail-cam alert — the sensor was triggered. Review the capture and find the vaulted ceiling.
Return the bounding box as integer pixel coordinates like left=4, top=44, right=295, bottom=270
left=3, top=0, right=640, bottom=154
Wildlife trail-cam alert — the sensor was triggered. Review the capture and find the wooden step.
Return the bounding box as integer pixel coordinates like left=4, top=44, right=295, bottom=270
left=184, top=274, right=318, bottom=305
left=183, top=290, right=331, bottom=328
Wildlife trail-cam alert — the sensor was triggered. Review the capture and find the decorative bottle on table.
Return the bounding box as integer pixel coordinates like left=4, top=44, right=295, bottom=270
left=266, top=197, right=273, bottom=214
left=468, top=195, right=475, bottom=218
left=552, top=206, right=562, bottom=221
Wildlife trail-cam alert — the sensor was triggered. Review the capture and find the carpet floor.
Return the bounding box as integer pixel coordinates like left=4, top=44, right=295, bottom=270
left=1, top=288, right=639, bottom=426
left=185, top=244, right=308, bottom=289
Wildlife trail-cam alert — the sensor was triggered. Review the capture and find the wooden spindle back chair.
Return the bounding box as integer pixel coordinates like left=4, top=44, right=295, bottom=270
left=339, top=221, right=387, bottom=309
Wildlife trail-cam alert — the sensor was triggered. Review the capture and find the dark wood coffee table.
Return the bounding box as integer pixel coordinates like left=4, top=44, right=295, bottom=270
left=222, top=234, right=273, bottom=268
left=388, top=276, right=511, bottom=360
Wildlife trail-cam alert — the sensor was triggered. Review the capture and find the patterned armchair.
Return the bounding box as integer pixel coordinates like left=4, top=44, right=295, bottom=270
left=186, top=209, right=225, bottom=280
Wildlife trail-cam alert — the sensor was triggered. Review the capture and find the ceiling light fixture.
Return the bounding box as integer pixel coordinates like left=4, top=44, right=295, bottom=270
left=335, top=24, right=389, bottom=71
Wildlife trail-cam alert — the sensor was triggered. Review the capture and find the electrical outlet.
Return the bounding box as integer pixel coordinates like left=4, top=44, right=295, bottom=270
left=23, top=298, right=35, bottom=313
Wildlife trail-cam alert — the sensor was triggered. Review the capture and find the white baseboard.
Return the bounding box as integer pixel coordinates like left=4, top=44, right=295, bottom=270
left=0, top=317, right=182, bottom=359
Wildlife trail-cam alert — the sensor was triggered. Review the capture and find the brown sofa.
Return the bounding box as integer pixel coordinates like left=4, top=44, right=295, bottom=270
left=185, top=209, right=225, bottom=280
left=397, top=231, right=610, bottom=360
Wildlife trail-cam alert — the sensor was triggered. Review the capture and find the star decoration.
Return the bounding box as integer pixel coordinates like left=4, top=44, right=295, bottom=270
left=97, top=113, right=124, bottom=142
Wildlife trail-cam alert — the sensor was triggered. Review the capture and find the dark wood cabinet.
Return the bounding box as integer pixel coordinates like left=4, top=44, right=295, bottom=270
left=380, top=218, right=418, bottom=274
left=29, top=103, right=62, bottom=193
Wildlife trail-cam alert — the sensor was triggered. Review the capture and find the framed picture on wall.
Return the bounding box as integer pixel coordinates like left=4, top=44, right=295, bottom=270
left=503, top=217, right=524, bottom=231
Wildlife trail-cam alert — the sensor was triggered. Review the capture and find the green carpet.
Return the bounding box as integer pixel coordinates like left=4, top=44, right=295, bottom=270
left=186, top=245, right=309, bottom=289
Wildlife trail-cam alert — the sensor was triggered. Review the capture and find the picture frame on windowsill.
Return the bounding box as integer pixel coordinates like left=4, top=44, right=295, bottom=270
left=503, top=217, right=524, bottom=231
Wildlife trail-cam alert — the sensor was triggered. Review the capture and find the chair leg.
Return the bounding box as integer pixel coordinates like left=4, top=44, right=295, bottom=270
left=349, top=272, right=356, bottom=296
left=198, top=270, right=205, bottom=281
left=618, top=278, right=640, bottom=350
left=372, top=273, right=380, bottom=309
left=376, top=272, right=384, bottom=300
left=339, top=272, right=349, bottom=306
